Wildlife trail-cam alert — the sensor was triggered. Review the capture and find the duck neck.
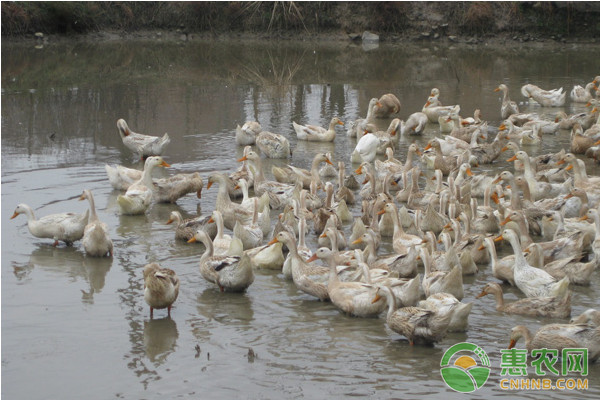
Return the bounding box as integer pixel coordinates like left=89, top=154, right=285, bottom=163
left=200, top=236, right=214, bottom=262
left=241, top=182, right=250, bottom=204
left=485, top=241, right=498, bottom=271
left=338, top=163, right=345, bottom=189
left=404, top=149, right=414, bottom=170
left=327, top=254, right=341, bottom=286
left=508, top=235, right=527, bottom=265
left=22, top=205, right=36, bottom=222
left=521, top=157, right=535, bottom=180
left=140, top=163, right=156, bottom=187
left=215, top=213, right=226, bottom=240
left=383, top=288, right=398, bottom=321
left=502, top=87, right=510, bottom=103
left=389, top=205, right=404, bottom=237
left=492, top=287, right=506, bottom=311
left=252, top=199, right=259, bottom=225
left=216, top=176, right=233, bottom=207
left=85, top=191, right=99, bottom=222
left=370, top=204, right=381, bottom=235
left=298, top=218, right=307, bottom=249
left=251, top=158, right=265, bottom=186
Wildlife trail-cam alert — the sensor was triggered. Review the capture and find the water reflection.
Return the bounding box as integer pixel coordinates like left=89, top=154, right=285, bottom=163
left=24, top=245, right=112, bottom=299
left=143, top=317, right=179, bottom=365
left=3, top=39, right=600, bottom=399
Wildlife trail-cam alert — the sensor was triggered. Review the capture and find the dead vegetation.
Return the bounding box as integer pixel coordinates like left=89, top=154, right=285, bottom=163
left=2, top=2, right=599, bottom=40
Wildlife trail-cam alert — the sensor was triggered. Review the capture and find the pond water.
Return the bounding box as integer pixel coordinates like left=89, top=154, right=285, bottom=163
left=2, top=38, right=599, bottom=399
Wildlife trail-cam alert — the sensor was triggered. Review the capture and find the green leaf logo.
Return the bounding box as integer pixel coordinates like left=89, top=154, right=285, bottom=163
left=440, top=342, right=491, bottom=393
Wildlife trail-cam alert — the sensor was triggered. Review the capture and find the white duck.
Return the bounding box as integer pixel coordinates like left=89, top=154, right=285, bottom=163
left=495, top=83, right=520, bottom=119
left=292, top=117, right=344, bottom=142
left=521, top=84, right=566, bottom=107
left=117, top=156, right=170, bottom=215
left=351, top=132, right=380, bottom=163
left=347, top=98, right=379, bottom=138
left=311, top=247, right=385, bottom=317
left=233, top=197, right=263, bottom=250
left=495, top=229, right=570, bottom=298
left=105, top=164, right=203, bottom=203
left=570, top=81, right=597, bottom=104
left=79, top=189, right=113, bottom=257
left=11, top=203, right=89, bottom=246
left=422, top=96, right=457, bottom=123
left=208, top=210, right=233, bottom=255
left=255, top=131, right=291, bottom=159
left=235, top=121, right=261, bottom=146
left=400, top=112, right=428, bottom=135
left=116, top=118, right=170, bottom=158
left=189, top=229, right=254, bottom=292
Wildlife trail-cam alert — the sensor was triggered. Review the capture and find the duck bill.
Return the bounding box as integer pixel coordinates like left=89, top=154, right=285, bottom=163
left=237, top=156, right=248, bottom=162
left=355, top=166, right=363, bottom=175
left=506, top=155, right=517, bottom=162
left=579, top=215, right=589, bottom=221
left=565, top=164, right=573, bottom=171
left=371, top=293, right=382, bottom=304
left=10, top=211, right=18, bottom=219
left=556, top=158, right=565, bottom=166
left=500, top=217, right=511, bottom=226
left=494, top=87, right=500, bottom=92
left=498, top=124, right=506, bottom=131
left=501, top=146, right=509, bottom=152
left=466, top=168, right=473, bottom=176
left=337, top=120, right=345, bottom=126
left=494, top=235, right=504, bottom=242
left=351, top=238, right=362, bottom=245
left=476, top=290, right=487, bottom=298
left=491, top=192, right=500, bottom=204
left=196, top=189, right=202, bottom=199
left=267, top=237, right=279, bottom=246
left=477, top=244, right=485, bottom=251
left=187, top=237, right=197, bottom=243
left=306, top=253, right=318, bottom=263
left=377, top=209, right=386, bottom=216
left=206, top=181, right=213, bottom=190
left=508, top=339, right=516, bottom=349
left=415, top=149, right=422, bottom=156
left=325, top=158, right=334, bottom=166
left=492, top=176, right=502, bottom=184
left=160, top=161, right=171, bottom=167
left=166, top=218, right=174, bottom=225
left=424, top=143, right=432, bottom=151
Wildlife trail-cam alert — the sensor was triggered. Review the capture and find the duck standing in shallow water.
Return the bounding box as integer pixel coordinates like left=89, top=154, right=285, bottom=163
left=143, top=263, right=180, bottom=318
left=11, top=203, right=89, bottom=247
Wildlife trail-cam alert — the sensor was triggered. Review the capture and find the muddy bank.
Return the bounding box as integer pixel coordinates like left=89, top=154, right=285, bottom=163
left=2, top=2, right=600, bottom=45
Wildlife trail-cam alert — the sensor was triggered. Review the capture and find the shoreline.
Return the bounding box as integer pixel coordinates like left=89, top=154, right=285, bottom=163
left=6, top=28, right=600, bottom=49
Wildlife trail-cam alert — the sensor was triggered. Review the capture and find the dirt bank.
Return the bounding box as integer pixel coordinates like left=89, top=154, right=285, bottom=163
left=2, top=2, right=600, bottom=45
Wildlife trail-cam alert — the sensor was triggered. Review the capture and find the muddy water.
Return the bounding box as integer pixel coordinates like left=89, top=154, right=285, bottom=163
left=2, top=39, right=599, bottom=399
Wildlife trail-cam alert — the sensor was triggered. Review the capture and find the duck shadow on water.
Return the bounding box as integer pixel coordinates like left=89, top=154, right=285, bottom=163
left=195, top=287, right=255, bottom=325
left=22, top=244, right=112, bottom=303
left=143, top=316, right=179, bottom=366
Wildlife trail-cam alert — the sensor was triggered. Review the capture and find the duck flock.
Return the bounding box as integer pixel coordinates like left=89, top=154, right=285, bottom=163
left=10, top=76, right=600, bottom=360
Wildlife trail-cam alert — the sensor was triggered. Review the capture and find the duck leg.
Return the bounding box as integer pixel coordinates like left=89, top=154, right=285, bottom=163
left=150, top=307, right=154, bottom=319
